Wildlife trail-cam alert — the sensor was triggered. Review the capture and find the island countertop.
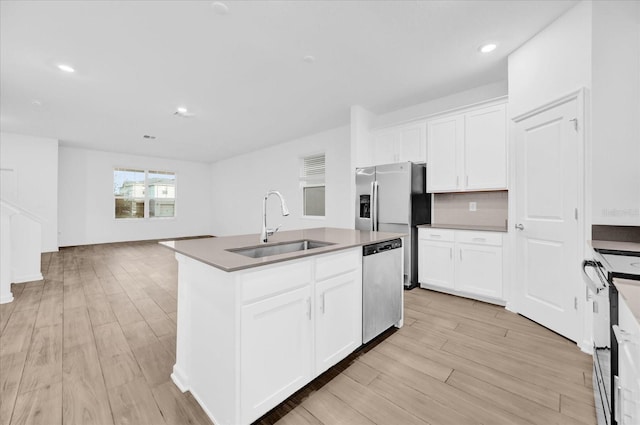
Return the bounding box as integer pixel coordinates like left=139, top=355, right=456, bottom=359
left=160, top=227, right=405, bottom=272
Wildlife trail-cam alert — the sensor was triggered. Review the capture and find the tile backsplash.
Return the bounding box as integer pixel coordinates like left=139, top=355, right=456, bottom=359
left=432, top=191, right=508, bottom=229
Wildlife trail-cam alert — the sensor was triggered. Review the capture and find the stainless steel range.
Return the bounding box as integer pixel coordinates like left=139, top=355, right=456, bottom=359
left=584, top=249, right=640, bottom=425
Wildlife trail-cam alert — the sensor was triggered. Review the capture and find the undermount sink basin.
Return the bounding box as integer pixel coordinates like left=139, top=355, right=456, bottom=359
left=227, top=239, right=335, bottom=259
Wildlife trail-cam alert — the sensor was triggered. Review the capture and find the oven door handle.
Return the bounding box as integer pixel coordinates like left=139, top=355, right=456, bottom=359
left=582, top=259, right=608, bottom=295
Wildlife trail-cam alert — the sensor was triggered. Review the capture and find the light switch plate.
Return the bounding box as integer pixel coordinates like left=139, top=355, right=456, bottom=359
left=469, top=202, right=477, bottom=212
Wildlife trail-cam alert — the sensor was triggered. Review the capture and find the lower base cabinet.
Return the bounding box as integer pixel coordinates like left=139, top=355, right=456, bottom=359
left=616, top=294, right=640, bottom=425
left=241, top=285, right=313, bottom=423
left=418, top=228, right=505, bottom=304
left=173, top=247, right=363, bottom=425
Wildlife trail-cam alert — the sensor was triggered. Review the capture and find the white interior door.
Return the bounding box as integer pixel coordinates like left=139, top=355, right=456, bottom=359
left=514, top=97, right=581, bottom=342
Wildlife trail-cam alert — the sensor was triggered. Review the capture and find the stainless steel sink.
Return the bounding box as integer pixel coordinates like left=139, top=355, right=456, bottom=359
left=227, top=240, right=335, bottom=258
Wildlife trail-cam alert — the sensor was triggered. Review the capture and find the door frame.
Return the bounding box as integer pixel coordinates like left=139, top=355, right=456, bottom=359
left=506, top=88, right=591, bottom=352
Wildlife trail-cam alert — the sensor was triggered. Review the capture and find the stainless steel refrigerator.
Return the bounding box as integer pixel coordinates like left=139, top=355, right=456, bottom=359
left=355, top=162, right=430, bottom=288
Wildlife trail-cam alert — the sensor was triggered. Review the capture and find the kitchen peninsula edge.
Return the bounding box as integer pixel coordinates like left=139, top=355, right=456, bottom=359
left=160, top=227, right=405, bottom=425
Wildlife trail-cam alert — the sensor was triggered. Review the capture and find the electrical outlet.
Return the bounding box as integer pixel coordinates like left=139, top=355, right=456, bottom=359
left=469, top=202, right=477, bottom=212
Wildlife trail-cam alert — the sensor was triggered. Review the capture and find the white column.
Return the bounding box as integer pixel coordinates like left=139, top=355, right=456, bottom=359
left=0, top=207, right=15, bottom=304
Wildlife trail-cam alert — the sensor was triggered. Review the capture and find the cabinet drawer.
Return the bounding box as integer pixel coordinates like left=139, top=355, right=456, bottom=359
left=456, top=231, right=502, bottom=246
left=315, top=248, right=360, bottom=281
left=242, top=260, right=312, bottom=304
left=418, top=228, right=455, bottom=242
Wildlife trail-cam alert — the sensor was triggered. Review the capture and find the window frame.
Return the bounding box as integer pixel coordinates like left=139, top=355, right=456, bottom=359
left=113, top=167, right=177, bottom=220
left=300, top=153, right=326, bottom=218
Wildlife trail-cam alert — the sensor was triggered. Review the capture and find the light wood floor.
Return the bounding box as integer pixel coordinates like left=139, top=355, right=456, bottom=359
left=0, top=240, right=596, bottom=425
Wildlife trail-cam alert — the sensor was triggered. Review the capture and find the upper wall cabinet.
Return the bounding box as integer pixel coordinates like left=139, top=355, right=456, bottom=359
left=371, top=121, right=426, bottom=165
left=427, top=103, right=507, bottom=192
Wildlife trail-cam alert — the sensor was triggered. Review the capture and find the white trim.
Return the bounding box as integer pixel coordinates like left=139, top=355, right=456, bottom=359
left=512, top=89, right=584, bottom=123
left=12, top=273, right=44, bottom=284
left=170, top=366, right=189, bottom=392
left=0, top=293, right=14, bottom=304
left=372, top=95, right=509, bottom=131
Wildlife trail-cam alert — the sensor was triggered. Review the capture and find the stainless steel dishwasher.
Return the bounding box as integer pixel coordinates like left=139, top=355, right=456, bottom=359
left=362, top=238, right=403, bottom=344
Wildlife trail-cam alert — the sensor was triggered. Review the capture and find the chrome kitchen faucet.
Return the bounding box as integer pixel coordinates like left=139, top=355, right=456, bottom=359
left=260, top=190, right=290, bottom=243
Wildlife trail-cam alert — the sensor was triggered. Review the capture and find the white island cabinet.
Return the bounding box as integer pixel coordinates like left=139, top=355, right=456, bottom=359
left=171, top=246, right=363, bottom=425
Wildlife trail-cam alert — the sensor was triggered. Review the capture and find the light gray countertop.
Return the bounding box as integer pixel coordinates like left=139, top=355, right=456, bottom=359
left=614, top=278, right=640, bottom=325
left=417, top=223, right=508, bottom=233
left=160, top=227, right=405, bottom=272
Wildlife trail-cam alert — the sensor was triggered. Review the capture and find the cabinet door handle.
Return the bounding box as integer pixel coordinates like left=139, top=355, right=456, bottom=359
left=430, top=234, right=441, bottom=239
left=456, top=176, right=459, bottom=187
left=472, top=237, right=486, bottom=243
left=465, top=175, right=469, bottom=186
left=306, top=298, right=311, bottom=320
left=449, top=247, right=452, bottom=259
left=321, top=293, right=325, bottom=314
left=460, top=249, right=462, bottom=261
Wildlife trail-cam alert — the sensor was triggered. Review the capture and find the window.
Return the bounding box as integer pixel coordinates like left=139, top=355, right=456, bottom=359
left=114, top=168, right=176, bottom=219
left=300, top=153, right=325, bottom=217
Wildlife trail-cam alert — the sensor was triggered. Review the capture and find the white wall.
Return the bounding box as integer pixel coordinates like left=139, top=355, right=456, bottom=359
left=0, top=132, right=59, bottom=252
left=591, top=0, right=640, bottom=225
left=508, top=1, right=592, bottom=118
left=210, top=126, right=351, bottom=237
left=374, top=80, right=508, bottom=128
left=58, top=146, right=212, bottom=246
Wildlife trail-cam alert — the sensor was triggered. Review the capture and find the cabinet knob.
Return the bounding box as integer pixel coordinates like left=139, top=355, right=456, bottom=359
left=515, top=224, right=524, bottom=230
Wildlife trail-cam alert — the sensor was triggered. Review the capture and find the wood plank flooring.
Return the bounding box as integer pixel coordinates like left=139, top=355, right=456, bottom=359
left=0, top=240, right=596, bottom=425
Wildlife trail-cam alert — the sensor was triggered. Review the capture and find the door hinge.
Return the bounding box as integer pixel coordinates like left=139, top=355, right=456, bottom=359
left=575, top=208, right=578, bottom=220
left=569, top=118, right=578, bottom=131
left=574, top=297, right=578, bottom=310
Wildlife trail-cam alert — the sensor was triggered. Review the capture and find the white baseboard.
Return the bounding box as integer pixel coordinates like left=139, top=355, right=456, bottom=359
left=171, top=365, right=189, bottom=393
left=0, top=292, right=14, bottom=304
left=12, top=273, right=44, bottom=284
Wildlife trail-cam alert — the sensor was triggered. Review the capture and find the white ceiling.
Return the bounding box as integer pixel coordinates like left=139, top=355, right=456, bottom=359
left=0, top=0, right=576, bottom=163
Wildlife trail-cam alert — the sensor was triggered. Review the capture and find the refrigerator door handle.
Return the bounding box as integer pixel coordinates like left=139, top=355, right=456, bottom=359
left=372, top=181, right=379, bottom=231
left=370, top=181, right=375, bottom=231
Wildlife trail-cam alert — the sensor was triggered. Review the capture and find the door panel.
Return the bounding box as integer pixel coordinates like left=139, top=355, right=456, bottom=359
left=515, top=98, right=580, bottom=341
left=376, top=162, right=410, bottom=225
left=465, top=104, right=507, bottom=190
left=241, top=286, right=312, bottom=423
left=427, top=116, right=462, bottom=191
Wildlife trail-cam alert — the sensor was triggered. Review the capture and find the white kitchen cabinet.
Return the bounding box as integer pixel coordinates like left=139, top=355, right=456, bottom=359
left=616, top=295, right=640, bottom=425
left=372, top=121, right=426, bottom=165
left=315, top=269, right=361, bottom=374
left=241, top=285, right=313, bottom=423
left=456, top=243, right=502, bottom=300
left=172, top=246, right=365, bottom=425
left=418, top=228, right=504, bottom=304
left=418, top=230, right=455, bottom=290
left=427, top=102, right=507, bottom=192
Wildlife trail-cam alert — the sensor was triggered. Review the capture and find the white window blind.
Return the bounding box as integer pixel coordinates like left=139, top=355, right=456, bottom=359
left=302, top=154, right=325, bottom=181
left=301, top=153, right=326, bottom=217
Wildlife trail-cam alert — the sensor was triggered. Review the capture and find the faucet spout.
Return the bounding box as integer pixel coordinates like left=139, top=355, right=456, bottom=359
left=261, top=190, right=290, bottom=243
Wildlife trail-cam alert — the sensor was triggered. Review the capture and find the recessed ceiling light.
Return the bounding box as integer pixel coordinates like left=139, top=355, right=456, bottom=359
left=303, top=55, right=316, bottom=63
left=211, top=1, right=229, bottom=15
left=57, top=64, right=75, bottom=73
left=174, top=107, right=194, bottom=118
left=479, top=43, right=497, bottom=54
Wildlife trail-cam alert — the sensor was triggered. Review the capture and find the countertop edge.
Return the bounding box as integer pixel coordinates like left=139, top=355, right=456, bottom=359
left=160, top=228, right=406, bottom=272
left=613, top=278, right=640, bottom=326
left=417, top=224, right=508, bottom=233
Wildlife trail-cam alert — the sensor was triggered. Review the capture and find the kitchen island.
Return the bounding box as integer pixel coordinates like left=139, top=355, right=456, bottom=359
left=160, top=227, right=404, bottom=425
